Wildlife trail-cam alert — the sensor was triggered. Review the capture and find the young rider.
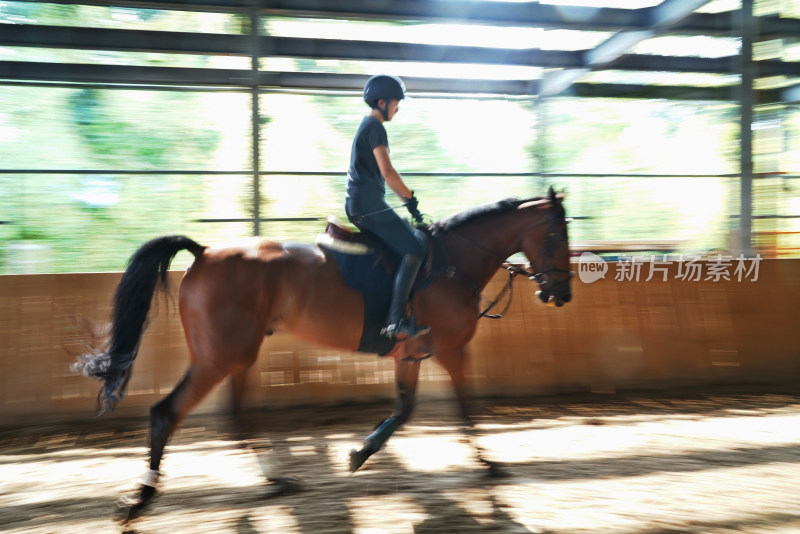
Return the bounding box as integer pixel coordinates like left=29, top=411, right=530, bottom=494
left=345, top=74, right=429, bottom=341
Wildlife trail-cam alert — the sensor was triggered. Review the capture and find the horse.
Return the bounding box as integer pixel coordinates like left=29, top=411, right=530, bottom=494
left=74, top=186, right=572, bottom=521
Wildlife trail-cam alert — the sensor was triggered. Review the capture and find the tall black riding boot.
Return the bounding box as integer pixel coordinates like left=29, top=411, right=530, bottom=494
left=382, top=255, right=430, bottom=340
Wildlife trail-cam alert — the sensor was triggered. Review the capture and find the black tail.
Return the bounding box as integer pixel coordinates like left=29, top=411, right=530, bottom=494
left=73, top=235, right=205, bottom=414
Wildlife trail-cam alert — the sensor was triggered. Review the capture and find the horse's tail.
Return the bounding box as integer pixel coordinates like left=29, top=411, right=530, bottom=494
left=73, top=235, right=205, bottom=415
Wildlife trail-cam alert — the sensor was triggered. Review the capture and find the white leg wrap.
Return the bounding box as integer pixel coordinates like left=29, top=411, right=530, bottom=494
left=140, top=469, right=160, bottom=488
left=257, top=450, right=280, bottom=480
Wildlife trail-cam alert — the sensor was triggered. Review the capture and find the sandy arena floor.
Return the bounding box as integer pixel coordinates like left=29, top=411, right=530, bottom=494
left=4, top=389, right=800, bottom=534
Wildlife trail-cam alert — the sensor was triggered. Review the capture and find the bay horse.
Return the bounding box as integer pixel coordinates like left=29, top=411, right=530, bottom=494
left=75, top=187, right=571, bottom=520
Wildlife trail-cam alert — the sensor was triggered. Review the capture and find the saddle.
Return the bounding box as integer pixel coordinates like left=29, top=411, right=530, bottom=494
left=316, top=216, right=383, bottom=255
left=316, top=216, right=435, bottom=355
left=317, top=216, right=434, bottom=283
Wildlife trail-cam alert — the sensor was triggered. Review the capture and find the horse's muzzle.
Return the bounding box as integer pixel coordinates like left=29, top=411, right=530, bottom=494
left=535, top=287, right=572, bottom=307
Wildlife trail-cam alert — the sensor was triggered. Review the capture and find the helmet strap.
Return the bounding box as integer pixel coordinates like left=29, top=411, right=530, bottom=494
left=379, top=100, right=389, bottom=121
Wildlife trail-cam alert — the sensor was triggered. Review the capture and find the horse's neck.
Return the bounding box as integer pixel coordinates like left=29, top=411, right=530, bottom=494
left=439, top=206, right=543, bottom=292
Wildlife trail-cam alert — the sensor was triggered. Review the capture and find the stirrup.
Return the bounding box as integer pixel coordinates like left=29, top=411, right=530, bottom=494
left=381, top=317, right=430, bottom=341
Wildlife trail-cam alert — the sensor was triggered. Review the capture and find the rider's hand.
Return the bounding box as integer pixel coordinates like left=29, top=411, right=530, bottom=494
left=405, top=193, right=423, bottom=224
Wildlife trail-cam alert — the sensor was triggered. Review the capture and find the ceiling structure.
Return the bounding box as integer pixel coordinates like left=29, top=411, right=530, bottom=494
left=0, top=0, right=797, bottom=104
left=2, top=0, right=798, bottom=253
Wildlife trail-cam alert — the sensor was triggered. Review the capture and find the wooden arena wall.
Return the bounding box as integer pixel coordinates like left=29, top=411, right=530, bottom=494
left=1, top=259, right=799, bottom=424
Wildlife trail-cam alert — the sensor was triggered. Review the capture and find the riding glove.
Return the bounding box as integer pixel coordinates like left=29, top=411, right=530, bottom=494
left=405, top=193, right=423, bottom=225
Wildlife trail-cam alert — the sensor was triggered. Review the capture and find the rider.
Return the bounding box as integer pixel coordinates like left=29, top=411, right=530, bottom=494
left=345, top=74, right=430, bottom=341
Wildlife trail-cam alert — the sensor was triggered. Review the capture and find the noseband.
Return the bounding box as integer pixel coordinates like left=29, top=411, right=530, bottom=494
left=526, top=213, right=574, bottom=296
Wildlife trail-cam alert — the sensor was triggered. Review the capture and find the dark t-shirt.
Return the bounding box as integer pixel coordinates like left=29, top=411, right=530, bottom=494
left=346, top=116, right=389, bottom=216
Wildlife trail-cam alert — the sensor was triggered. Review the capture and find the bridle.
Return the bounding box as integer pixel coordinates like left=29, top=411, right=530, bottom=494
left=525, top=212, right=574, bottom=305
left=446, top=207, right=573, bottom=319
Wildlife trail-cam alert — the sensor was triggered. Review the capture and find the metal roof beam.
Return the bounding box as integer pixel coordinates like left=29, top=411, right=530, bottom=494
left=267, top=37, right=583, bottom=68
left=0, top=61, right=543, bottom=92
left=0, top=60, right=252, bottom=86
left=759, top=16, right=800, bottom=39
left=9, top=24, right=800, bottom=78
left=783, top=84, right=800, bottom=103
left=261, top=0, right=648, bottom=30
left=584, top=30, right=655, bottom=66
left=570, top=82, right=741, bottom=100
left=0, top=24, right=749, bottom=73
left=8, top=0, right=800, bottom=39
left=540, top=0, right=713, bottom=96
left=18, top=0, right=651, bottom=29
left=0, top=60, right=756, bottom=101
left=0, top=24, right=250, bottom=55
left=649, top=0, right=711, bottom=27
left=10, top=0, right=250, bottom=13
left=270, top=72, right=542, bottom=96
left=0, top=24, right=586, bottom=66
left=0, top=61, right=542, bottom=93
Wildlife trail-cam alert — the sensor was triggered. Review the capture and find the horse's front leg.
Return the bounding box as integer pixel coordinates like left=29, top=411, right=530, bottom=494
left=437, top=347, right=508, bottom=478
left=349, top=355, right=421, bottom=472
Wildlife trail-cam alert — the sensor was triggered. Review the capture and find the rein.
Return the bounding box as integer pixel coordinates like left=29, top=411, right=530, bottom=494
left=478, top=264, right=531, bottom=319
left=347, top=202, right=407, bottom=224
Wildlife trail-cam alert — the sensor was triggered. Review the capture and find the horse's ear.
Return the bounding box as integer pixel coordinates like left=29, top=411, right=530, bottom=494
left=548, top=186, right=557, bottom=203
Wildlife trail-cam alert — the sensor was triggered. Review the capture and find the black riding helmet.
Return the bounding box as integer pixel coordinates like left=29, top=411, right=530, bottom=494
left=363, top=74, right=406, bottom=121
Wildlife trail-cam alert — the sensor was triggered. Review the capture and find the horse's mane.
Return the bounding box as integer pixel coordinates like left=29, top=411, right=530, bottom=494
left=429, top=196, right=544, bottom=235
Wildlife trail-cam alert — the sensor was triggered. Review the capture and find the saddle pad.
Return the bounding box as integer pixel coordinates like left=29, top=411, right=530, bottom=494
left=319, top=238, right=435, bottom=357
left=324, top=245, right=394, bottom=294
left=316, top=232, right=371, bottom=255
left=319, top=245, right=396, bottom=355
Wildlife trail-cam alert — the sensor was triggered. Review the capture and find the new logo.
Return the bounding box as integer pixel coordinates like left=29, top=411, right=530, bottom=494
left=578, top=252, right=607, bottom=283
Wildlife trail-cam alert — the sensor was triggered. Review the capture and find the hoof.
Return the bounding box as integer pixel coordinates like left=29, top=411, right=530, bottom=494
left=349, top=448, right=369, bottom=473
left=264, top=476, right=302, bottom=498
left=115, top=484, right=156, bottom=524
left=486, top=462, right=510, bottom=478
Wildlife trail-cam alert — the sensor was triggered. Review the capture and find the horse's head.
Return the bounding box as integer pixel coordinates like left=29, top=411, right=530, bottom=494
left=522, top=187, right=573, bottom=307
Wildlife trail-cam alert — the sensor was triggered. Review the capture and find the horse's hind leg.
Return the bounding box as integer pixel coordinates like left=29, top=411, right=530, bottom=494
left=121, top=362, right=228, bottom=522
left=437, top=347, right=507, bottom=477
left=350, top=358, right=421, bottom=472
left=229, top=366, right=301, bottom=497
left=230, top=365, right=253, bottom=437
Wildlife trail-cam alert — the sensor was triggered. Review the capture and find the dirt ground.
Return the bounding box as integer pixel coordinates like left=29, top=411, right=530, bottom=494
left=4, top=389, right=800, bottom=534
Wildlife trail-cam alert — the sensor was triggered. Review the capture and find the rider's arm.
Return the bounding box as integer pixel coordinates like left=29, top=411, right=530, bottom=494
left=373, top=145, right=412, bottom=200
